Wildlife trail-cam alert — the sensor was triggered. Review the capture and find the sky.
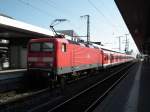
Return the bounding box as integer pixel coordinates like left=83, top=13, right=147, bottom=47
left=0, top=0, right=139, bottom=54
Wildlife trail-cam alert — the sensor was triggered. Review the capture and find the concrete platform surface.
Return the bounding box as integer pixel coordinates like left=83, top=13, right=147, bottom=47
left=93, top=62, right=149, bottom=112
left=0, top=69, right=26, bottom=80
left=0, top=69, right=26, bottom=74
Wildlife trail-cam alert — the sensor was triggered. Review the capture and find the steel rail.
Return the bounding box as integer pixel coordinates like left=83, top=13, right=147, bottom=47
left=84, top=62, right=135, bottom=112
left=47, top=62, right=135, bottom=112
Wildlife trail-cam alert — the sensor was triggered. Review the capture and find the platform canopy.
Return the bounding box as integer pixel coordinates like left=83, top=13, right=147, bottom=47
left=0, top=14, right=54, bottom=39
left=115, top=0, right=150, bottom=55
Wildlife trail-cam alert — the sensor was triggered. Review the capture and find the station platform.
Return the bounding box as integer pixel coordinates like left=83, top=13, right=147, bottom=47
left=93, top=62, right=150, bottom=112
left=0, top=69, right=26, bottom=74
left=0, top=69, right=26, bottom=80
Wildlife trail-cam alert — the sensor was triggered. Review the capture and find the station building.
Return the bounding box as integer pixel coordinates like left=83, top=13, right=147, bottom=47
left=0, top=14, right=79, bottom=70
left=0, top=14, right=54, bottom=70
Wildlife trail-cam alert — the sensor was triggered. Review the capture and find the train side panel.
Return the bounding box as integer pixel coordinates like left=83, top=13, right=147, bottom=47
left=102, top=49, right=112, bottom=68
left=27, top=37, right=134, bottom=82
left=72, top=44, right=103, bottom=71
left=55, top=39, right=72, bottom=75
left=56, top=41, right=103, bottom=75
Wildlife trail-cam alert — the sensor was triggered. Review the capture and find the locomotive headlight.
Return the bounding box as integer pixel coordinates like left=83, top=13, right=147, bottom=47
left=48, top=63, right=53, bottom=67
left=43, top=57, right=53, bottom=67
left=50, top=63, right=53, bottom=67
left=28, top=62, right=32, bottom=66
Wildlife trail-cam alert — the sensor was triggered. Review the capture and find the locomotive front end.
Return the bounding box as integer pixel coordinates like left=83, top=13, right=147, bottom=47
left=27, top=38, right=56, bottom=78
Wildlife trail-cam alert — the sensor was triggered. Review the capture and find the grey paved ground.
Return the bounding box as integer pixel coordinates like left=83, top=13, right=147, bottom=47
left=93, top=62, right=148, bottom=112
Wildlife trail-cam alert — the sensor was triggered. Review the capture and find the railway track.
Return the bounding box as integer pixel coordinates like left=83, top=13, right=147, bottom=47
left=26, top=62, right=135, bottom=112
left=0, top=62, right=135, bottom=112
left=46, top=62, right=135, bottom=112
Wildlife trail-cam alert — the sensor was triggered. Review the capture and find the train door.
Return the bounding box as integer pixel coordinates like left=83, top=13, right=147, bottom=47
left=110, top=53, right=113, bottom=64
left=71, top=44, right=74, bottom=71
left=101, top=50, right=104, bottom=68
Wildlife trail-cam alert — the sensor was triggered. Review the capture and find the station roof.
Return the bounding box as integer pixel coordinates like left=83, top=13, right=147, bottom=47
left=0, top=15, right=54, bottom=39
left=115, top=0, right=150, bottom=55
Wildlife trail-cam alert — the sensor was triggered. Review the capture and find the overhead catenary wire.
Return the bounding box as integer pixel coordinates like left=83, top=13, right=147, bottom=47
left=43, top=0, right=59, bottom=10
left=37, top=0, right=80, bottom=32
left=99, top=0, right=119, bottom=24
left=18, top=0, right=56, bottom=18
left=45, top=0, right=58, bottom=7
left=16, top=0, right=122, bottom=39
left=87, top=0, right=120, bottom=33
left=17, top=0, right=104, bottom=37
left=17, top=0, right=77, bottom=31
left=98, top=0, right=130, bottom=34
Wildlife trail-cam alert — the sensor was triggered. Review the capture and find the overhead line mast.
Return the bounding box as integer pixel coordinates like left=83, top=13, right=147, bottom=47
left=116, top=36, right=123, bottom=52
left=125, top=34, right=129, bottom=53
left=81, top=15, right=90, bottom=44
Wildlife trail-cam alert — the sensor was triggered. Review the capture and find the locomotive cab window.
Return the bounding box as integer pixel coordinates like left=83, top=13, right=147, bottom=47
left=43, top=42, right=54, bottom=52
left=30, top=43, right=41, bottom=52
left=62, top=43, right=67, bottom=52
left=30, top=42, right=54, bottom=52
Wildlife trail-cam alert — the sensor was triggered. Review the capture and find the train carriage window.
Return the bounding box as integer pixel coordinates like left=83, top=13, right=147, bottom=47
left=111, top=54, right=114, bottom=60
left=62, top=43, right=67, bottom=52
left=104, top=54, right=108, bottom=61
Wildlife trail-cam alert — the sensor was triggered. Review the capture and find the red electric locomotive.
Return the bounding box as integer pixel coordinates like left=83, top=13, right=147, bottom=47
left=27, top=35, right=134, bottom=85
left=27, top=36, right=103, bottom=82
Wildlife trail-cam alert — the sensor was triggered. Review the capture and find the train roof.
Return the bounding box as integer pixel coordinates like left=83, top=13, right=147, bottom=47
left=100, top=46, right=125, bottom=54
left=29, top=37, right=134, bottom=57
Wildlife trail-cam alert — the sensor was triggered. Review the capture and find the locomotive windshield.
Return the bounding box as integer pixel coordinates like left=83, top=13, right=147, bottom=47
left=30, top=42, right=54, bottom=52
